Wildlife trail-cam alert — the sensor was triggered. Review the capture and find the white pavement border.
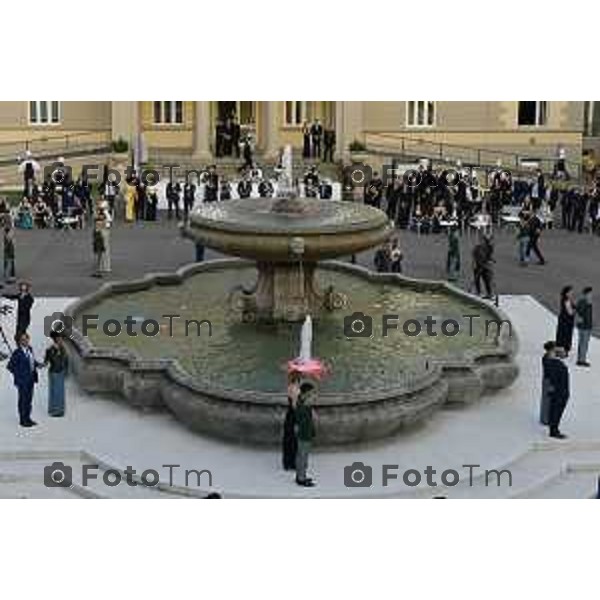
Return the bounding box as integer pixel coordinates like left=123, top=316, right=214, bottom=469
left=0, top=295, right=599, bottom=498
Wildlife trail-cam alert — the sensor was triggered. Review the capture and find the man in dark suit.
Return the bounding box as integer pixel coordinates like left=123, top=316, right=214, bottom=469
left=166, top=180, right=181, bottom=219
left=541, top=341, right=570, bottom=439
left=7, top=332, right=41, bottom=427
left=204, top=165, right=219, bottom=202
left=258, top=178, right=274, bottom=198
left=215, top=119, right=224, bottom=158
left=323, top=128, right=335, bottom=163
left=310, top=119, right=323, bottom=159
left=237, top=175, right=252, bottom=199
left=183, top=181, right=197, bottom=218
left=3, top=281, right=34, bottom=338
left=232, top=117, right=241, bottom=159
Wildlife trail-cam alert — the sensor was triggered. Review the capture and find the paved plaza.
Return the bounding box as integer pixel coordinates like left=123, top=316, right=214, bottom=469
left=1, top=216, right=600, bottom=498
left=1, top=295, right=599, bottom=498
left=7, top=215, right=600, bottom=335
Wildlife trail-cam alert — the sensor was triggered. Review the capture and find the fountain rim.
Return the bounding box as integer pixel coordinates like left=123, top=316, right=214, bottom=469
left=188, top=198, right=391, bottom=236
left=64, top=258, right=519, bottom=407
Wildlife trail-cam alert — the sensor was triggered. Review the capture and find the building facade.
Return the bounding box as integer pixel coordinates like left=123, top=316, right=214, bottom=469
left=0, top=101, right=595, bottom=168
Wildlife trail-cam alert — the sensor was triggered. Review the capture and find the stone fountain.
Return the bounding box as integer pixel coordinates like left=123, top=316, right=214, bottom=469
left=182, top=194, right=393, bottom=322
left=63, top=148, right=519, bottom=447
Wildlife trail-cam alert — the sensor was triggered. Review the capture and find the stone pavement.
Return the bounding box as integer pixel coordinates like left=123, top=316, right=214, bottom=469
left=7, top=217, right=600, bottom=334
left=1, top=295, right=599, bottom=498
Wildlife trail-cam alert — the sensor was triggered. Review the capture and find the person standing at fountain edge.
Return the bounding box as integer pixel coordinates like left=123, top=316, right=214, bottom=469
left=472, top=234, right=495, bottom=299
left=541, top=341, right=570, bottom=439
left=6, top=332, right=42, bottom=427
left=282, top=373, right=300, bottom=471
left=295, top=382, right=316, bottom=487
left=446, top=225, right=460, bottom=282
left=575, top=286, right=593, bottom=367
left=556, top=286, right=576, bottom=357
left=43, top=331, right=69, bottom=417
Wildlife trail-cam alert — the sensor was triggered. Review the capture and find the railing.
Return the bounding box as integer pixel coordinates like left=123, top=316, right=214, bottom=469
left=0, top=131, right=112, bottom=166
left=364, top=133, right=583, bottom=181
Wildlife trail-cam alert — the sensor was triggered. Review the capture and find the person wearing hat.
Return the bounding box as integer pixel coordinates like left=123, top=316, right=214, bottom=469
left=541, top=340, right=570, bottom=439
left=294, top=381, right=317, bottom=487
left=575, top=286, right=593, bottom=367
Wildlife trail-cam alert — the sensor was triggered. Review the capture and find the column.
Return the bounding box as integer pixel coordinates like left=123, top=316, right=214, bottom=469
left=334, top=101, right=344, bottom=161
left=111, top=101, right=139, bottom=145
left=260, top=101, right=280, bottom=159
left=193, top=101, right=212, bottom=161
left=337, top=101, right=363, bottom=162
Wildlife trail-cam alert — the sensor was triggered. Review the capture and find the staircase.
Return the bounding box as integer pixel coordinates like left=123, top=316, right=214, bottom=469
left=0, top=132, right=112, bottom=191
left=146, top=148, right=342, bottom=183
left=364, top=132, right=585, bottom=182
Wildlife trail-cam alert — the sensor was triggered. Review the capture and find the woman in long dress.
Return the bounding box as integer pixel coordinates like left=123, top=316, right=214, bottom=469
left=44, top=331, right=69, bottom=417
left=555, top=285, right=576, bottom=356
left=125, top=185, right=136, bottom=222
left=282, top=373, right=300, bottom=471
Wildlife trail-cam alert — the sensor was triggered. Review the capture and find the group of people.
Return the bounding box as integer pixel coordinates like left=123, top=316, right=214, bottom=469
left=373, top=237, right=404, bottom=273
left=301, top=120, right=336, bottom=163
left=1, top=281, right=69, bottom=427
left=540, top=285, right=593, bottom=440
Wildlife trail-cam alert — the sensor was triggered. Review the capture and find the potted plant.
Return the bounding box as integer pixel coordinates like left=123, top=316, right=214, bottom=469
left=348, top=139, right=368, bottom=163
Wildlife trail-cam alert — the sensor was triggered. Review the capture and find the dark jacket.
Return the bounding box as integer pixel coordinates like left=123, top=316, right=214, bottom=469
left=542, top=355, right=570, bottom=403
left=7, top=346, right=39, bottom=388
left=45, top=345, right=69, bottom=374
left=575, top=296, right=593, bottom=330
left=4, top=292, right=34, bottom=334
left=295, top=403, right=315, bottom=441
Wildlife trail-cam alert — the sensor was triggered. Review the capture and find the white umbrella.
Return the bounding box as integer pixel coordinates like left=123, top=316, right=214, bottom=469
left=18, top=158, right=41, bottom=174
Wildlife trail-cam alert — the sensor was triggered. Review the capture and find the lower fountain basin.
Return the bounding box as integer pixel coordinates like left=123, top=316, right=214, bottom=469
left=64, top=260, right=518, bottom=446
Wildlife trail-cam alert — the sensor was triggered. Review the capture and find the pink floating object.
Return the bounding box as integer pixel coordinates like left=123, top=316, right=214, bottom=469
left=287, top=357, right=330, bottom=380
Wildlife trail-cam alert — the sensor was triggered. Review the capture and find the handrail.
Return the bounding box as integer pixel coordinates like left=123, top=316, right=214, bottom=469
left=0, top=131, right=112, bottom=167
left=0, top=130, right=108, bottom=153
left=364, top=132, right=583, bottom=179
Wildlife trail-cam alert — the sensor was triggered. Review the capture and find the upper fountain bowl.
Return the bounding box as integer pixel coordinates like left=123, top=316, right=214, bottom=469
left=184, top=197, right=394, bottom=261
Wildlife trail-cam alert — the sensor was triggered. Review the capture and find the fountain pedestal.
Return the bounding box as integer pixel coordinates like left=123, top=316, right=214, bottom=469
left=182, top=196, right=394, bottom=323
left=255, top=261, right=321, bottom=322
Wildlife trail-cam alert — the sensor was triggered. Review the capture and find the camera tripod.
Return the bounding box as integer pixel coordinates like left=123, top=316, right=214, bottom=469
left=0, top=324, right=13, bottom=360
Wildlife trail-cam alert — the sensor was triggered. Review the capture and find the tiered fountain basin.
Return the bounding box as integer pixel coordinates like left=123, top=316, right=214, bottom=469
left=181, top=197, right=395, bottom=322
left=65, top=260, right=518, bottom=446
